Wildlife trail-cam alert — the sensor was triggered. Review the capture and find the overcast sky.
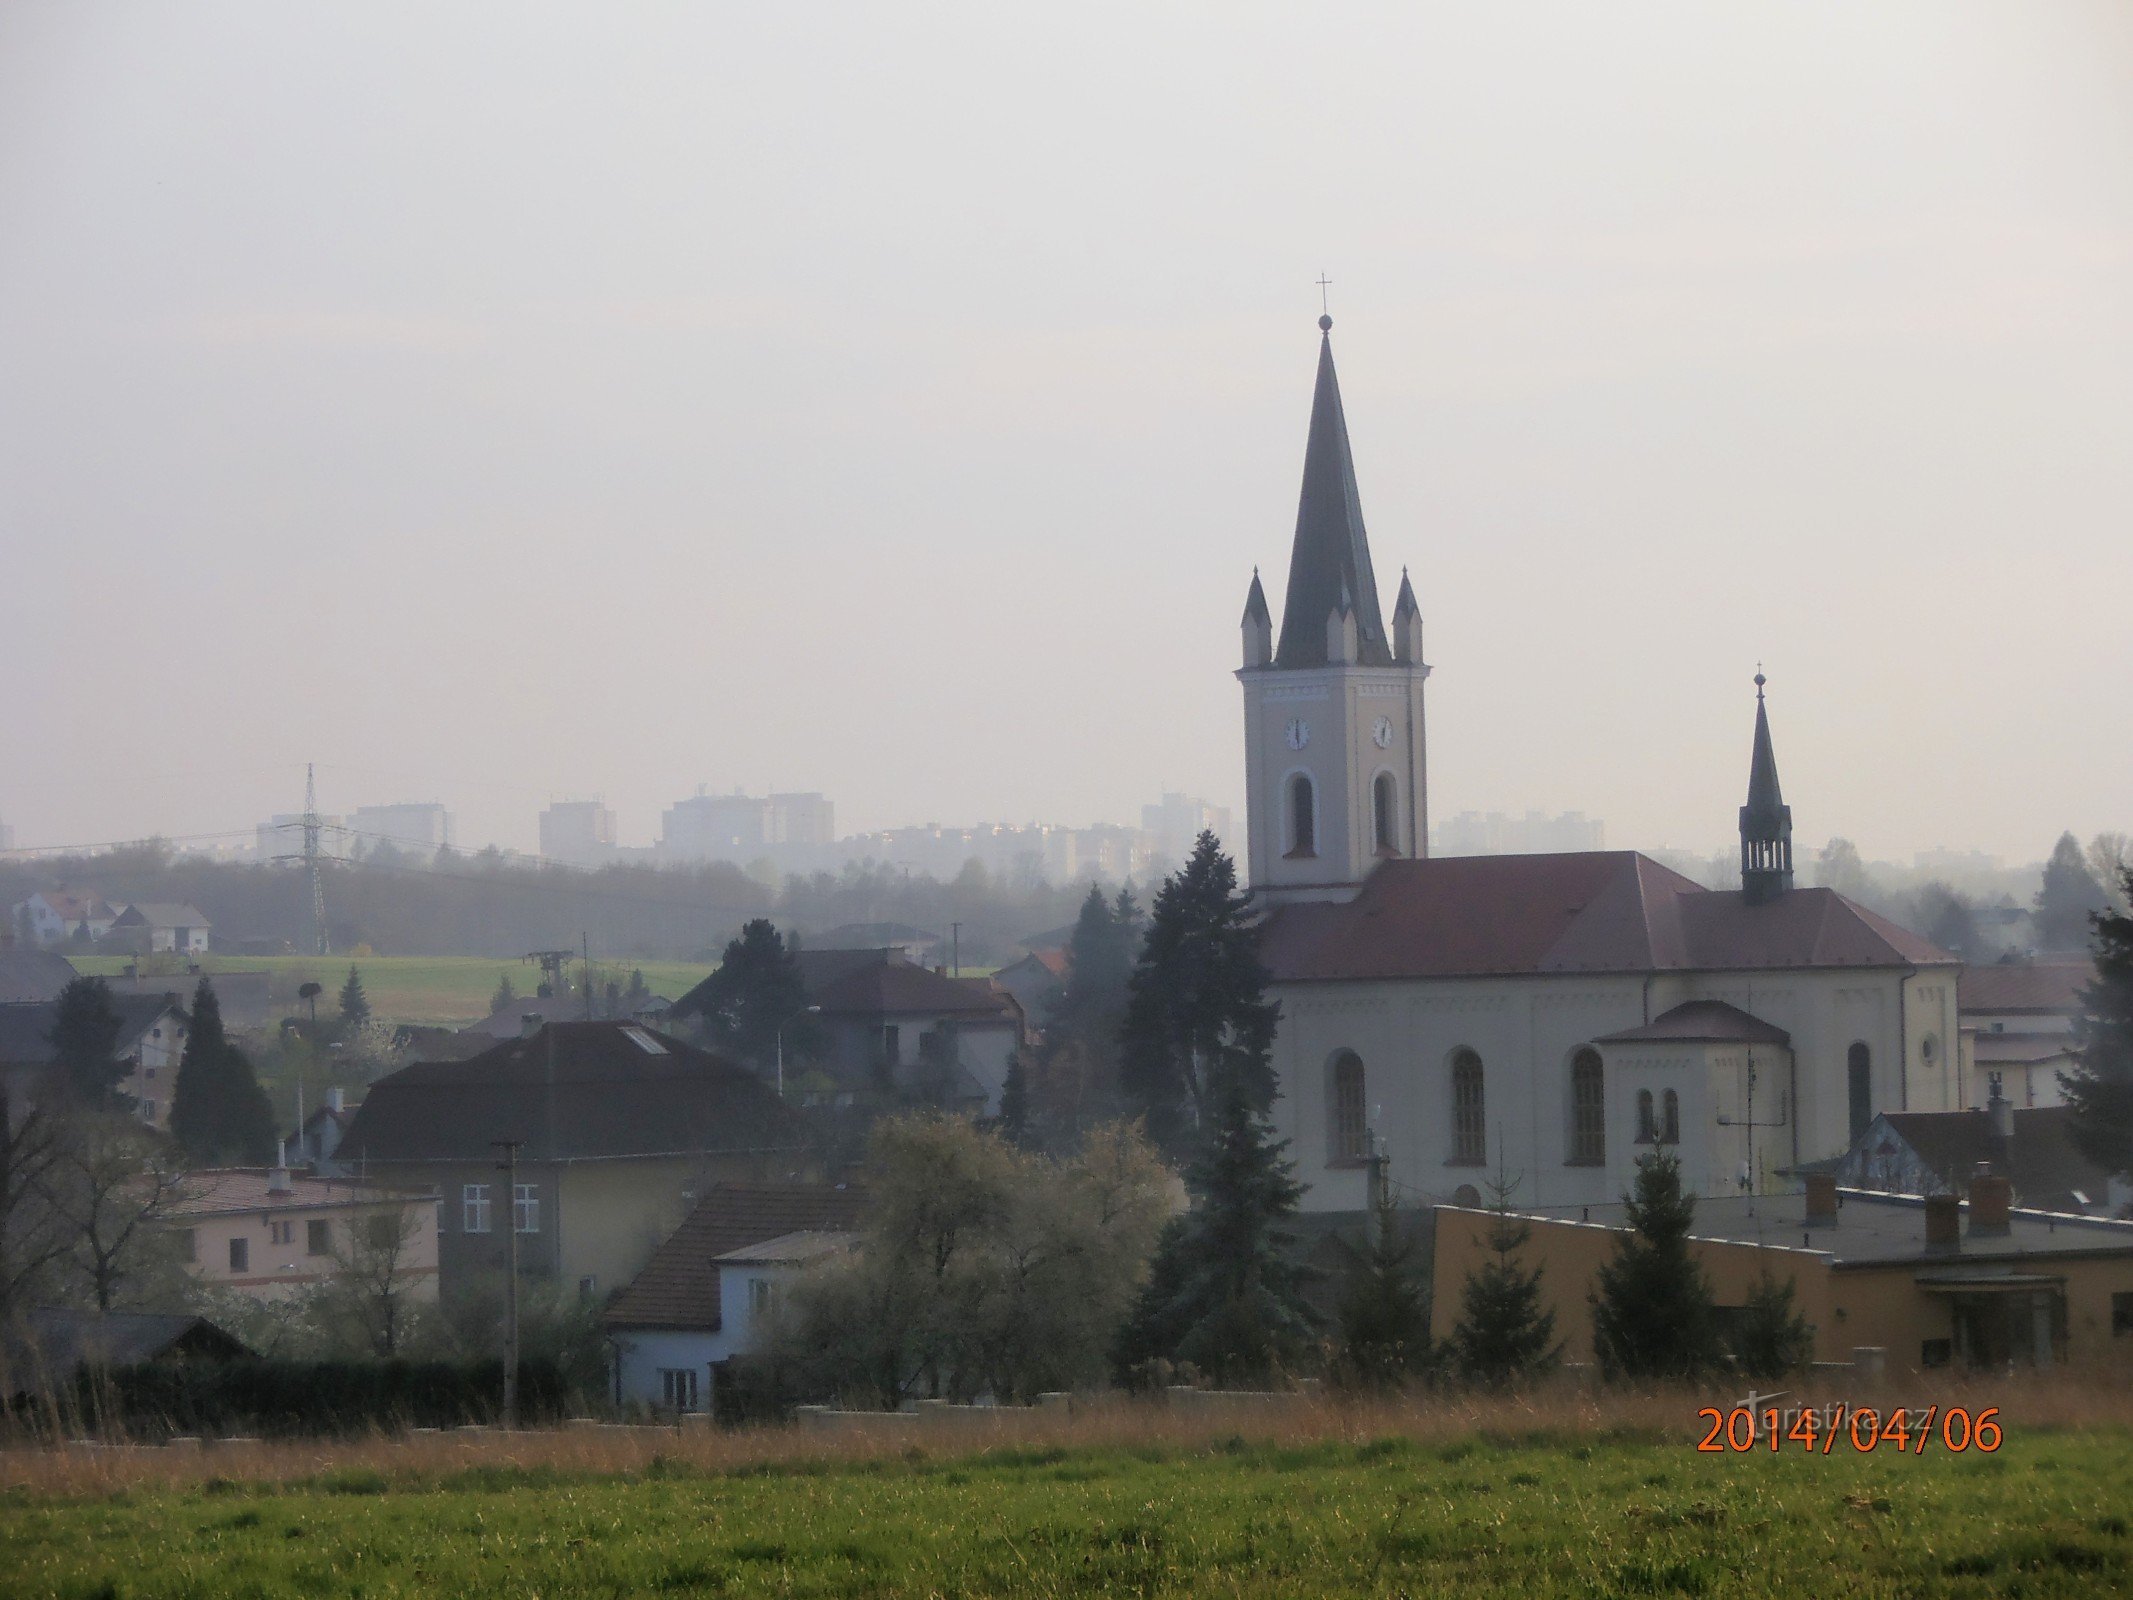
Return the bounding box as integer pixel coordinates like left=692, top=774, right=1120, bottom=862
left=2, top=2, right=2128, bottom=866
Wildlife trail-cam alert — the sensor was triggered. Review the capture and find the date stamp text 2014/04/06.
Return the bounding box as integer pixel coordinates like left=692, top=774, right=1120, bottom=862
left=1696, top=1402, right=2002, bottom=1455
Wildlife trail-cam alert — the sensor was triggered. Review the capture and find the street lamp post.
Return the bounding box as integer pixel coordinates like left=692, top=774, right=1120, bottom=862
left=775, top=1005, right=822, bottom=1099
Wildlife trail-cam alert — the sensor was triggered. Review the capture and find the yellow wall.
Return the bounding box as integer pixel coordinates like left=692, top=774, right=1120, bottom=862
left=556, top=1150, right=815, bottom=1298
left=170, top=1198, right=440, bottom=1303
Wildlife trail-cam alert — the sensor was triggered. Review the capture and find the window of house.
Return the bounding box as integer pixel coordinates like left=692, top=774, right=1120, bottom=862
left=1450, top=1050, right=1485, bottom=1166
left=138, top=1099, right=156, bottom=1124
left=307, top=1219, right=331, bottom=1256
left=1329, top=1052, right=1368, bottom=1164
left=1661, top=1089, right=1681, bottom=1145
left=228, top=1236, right=249, bottom=1273
left=514, top=1183, right=539, bottom=1234
left=659, top=1368, right=699, bottom=1411
left=1847, top=1043, right=1872, bottom=1144
left=1569, top=1049, right=1605, bottom=1166
left=748, top=1277, right=775, bottom=1316
left=1636, top=1089, right=1656, bottom=1144
left=1288, top=773, right=1316, bottom=858
left=883, top=1024, right=901, bottom=1065
left=1373, top=773, right=1397, bottom=854
left=178, top=1228, right=196, bottom=1263
left=463, top=1184, right=492, bottom=1234
left=269, top=1220, right=293, bottom=1246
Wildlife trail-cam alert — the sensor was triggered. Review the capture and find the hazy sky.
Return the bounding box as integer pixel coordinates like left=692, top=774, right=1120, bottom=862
left=3, top=2, right=2128, bottom=866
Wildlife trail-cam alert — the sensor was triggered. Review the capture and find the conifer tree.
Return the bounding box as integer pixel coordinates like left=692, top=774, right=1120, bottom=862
left=1112, top=1081, right=1317, bottom=1387
left=169, top=978, right=277, bottom=1166
left=1728, top=1272, right=1814, bottom=1381
left=1119, top=833, right=1280, bottom=1156
left=491, top=973, right=516, bottom=1016
left=1589, top=1152, right=1724, bottom=1381
left=2037, top=831, right=2112, bottom=952
left=49, top=976, right=126, bottom=1105
left=998, top=1049, right=1032, bottom=1148
left=1333, top=1176, right=1432, bottom=1387
left=338, top=965, right=371, bottom=1030
left=693, top=919, right=809, bottom=1070
left=1449, top=1156, right=1558, bottom=1388
left=2063, top=868, right=2133, bottom=1175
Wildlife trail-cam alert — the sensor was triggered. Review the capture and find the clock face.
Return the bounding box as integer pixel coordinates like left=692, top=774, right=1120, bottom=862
left=1284, top=718, right=1310, bottom=751
left=1372, top=716, right=1394, bottom=749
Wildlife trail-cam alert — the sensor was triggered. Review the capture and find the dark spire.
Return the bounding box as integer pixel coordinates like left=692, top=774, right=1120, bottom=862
left=1242, top=566, right=1271, bottom=628
left=1739, top=670, right=1794, bottom=904
left=1273, top=318, right=1391, bottom=668
left=1392, top=566, right=1419, bottom=621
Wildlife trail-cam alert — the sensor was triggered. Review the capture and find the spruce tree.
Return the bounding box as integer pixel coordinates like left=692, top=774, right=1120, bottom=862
left=1333, top=1177, right=1432, bottom=1387
left=169, top=978, right=277, bottom=1165
left=998, top=1049, right=1032, bottom=1148
left=1728, top=1272, right=1814, bottom=1381
left=1449, top=1159, right=1559, bottom=1388
left=1112, top=1081, right=1317, bottom=1387
left=49, top=976, right=126, bottom=1105
left=338, top=965, right=371, bottom=1030
left=491, top=973, right=516, bottom=1015
left=694, top=918, right=809, bottom=1069
left=2063, top=868, right=2133, bottom=1175
left=1589, top=1152, right=1724, bottom=1381
left=2037, top=831, right=2112, bottom=952
left=1119, top=832, right=1280, bottom=1157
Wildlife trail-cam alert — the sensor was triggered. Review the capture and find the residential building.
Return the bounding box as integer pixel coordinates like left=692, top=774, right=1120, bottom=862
left=106, top=903, right=212, bottom=956
left=1828, top=1084, right=2127, bottom=1217
left=539, top=800, right=618, bottom=867
left=1431, top=1175, right=2133, bottom=1373
left=334, top=1021, right=811, bottom=1300
left=605, top=1181, right=868, bottom=1412
left=0, top=990, right=189, bottom=1129
left=1141, top=793, right=1233, bottom=871
left=289, top=1086, right=357, bottom=1169
left=659, top=791, right=835, bottom=864
left=161, top=1167, right=440, bottom=1304
left=0, top=949, right=78, bottom=1004
left=350, top=802, right=455, bottom=856
left=1234, top=315, right=1962, bottom=1213
left=1957, top=960, right=2089, bottom=1109
left=990, top=947, right=1068, bottom=1034
left=12, top=891, right=118, bottom=949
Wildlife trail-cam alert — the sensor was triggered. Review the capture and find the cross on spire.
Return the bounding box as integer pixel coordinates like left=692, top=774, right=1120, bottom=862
left=1316, top=273, right=1333, bottom=315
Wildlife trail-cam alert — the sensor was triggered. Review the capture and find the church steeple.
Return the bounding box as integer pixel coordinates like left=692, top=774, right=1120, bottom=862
left=1739, top=671, right=1794, bottom=904
left=1273, top=316, right=1392, bottom=668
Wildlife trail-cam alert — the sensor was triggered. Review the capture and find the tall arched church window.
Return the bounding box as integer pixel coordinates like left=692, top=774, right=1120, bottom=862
left=1847, top=1043, right=1872, bottom=1143
left=1661, top=1089, right=1680, bottom=1145
left=1636, top=1089, right=1656, bottom=1144
left=1569, top=1048, right=1605, bottom=1165
left=1288, top=774, right=1316, bottom=858
left=1450, top=1049, right=1485, bottom=1166
left=1373, top=772, right=1398, bottom=854
left=1329, top=1052, right=1368, bottom=1164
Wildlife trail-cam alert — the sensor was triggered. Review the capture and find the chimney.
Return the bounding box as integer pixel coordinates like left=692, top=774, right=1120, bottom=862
left=325, top=1086, right=345, bottom=1114
left=1924, top=1192, right=1961, bottom=1254
left=1804, top=1172, right=1839, bottom=1229
left=268, top=1141, right=293, bottom=1196
left=1968, top=1168, right=2012, bottom=1236
left=521, top=1011, right=543, bottom=1039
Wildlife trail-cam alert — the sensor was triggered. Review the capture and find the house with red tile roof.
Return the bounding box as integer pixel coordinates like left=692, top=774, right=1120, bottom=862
left=1956, top=959, right=2090, bottom=1109
left=1235, top=315, right=1963, bottom=1216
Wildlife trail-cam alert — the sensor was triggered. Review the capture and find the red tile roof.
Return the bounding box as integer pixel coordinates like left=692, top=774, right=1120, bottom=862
left=812, top=958, right=1017, bottom=1020
left=1958, top=962, right=2091, bottom=1016
left=605, top=1182, right=869, bottom=1331
left=163, top=1168, right=429, bottom=1218
left=1261, top=853, right=1955, bottom=982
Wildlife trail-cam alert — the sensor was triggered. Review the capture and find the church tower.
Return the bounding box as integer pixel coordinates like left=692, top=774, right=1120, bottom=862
left=1238, top=315, right=1429, bottom=904
left=1739, top=672, right=1794, bottom=904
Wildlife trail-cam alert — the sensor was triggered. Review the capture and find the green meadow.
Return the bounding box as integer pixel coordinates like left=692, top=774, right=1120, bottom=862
left=3, top=1428, right=2127, bottom=1599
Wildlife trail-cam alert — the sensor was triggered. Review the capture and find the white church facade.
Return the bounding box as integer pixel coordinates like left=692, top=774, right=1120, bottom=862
left=1242, top=315, right=1962, bottom=1213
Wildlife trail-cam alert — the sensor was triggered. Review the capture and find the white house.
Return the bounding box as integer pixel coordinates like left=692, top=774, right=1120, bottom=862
left=1235, top=315, right=1961, bottom=1214
left=12, top=891, right=118, bottom=948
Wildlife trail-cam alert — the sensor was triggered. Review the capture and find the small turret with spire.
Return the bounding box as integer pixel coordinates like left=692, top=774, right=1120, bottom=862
left=1241, top=568, right=1272, bottom=668
left=1739, top=670, right=1794, bottom=904
left=1392, top=567, right=1423, bottom=664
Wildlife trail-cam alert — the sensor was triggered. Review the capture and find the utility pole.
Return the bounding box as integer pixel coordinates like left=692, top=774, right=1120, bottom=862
left=493, top=1138, right=523, bottom=1427
left=950, top=921, right=961, bottom=977
left=581, top=931, right=592, bottom=1020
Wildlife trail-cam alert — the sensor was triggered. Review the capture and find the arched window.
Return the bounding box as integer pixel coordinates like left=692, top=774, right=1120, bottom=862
left=1373, top=772, right=1398, bottom=854
left=1847, top=1043, right=1872, bottom=1143
left=1636, top=1089, right=1656, bottom=1143
left=1329, top=1052, right=1368, bottom=1164
left=1450, top=1049, right=1485, bottom=1165
left=1661, top=1089, right=1680, bottom=1145
left=1569, top=1048, right=1605, bottom=1165
left=1288, top=774, right=1316, bottom=858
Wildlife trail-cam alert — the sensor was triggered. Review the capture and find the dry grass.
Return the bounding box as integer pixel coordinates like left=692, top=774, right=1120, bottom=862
left=7, top=1363, right=2130, bottom=1502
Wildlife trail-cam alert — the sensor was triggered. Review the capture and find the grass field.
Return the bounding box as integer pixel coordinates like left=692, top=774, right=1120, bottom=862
left=68, top=955, right=713, bottom=1026
left=3, top=1392, right=2128, bottom=1599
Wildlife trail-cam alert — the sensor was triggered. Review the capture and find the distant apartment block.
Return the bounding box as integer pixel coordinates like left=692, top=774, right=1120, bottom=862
left=1433, top=810, right=1606, bottom=857
left=1141, top=792, right=1232, bottom=867
left=659, top=791, right=835, bottom=864
left=540, top=800, right=619, bottom=866
left=350, top=802, right=454, bottom=856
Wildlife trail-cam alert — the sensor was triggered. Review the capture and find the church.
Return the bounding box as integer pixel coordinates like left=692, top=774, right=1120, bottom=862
left=1241, top=315, right=1963, bottom=1214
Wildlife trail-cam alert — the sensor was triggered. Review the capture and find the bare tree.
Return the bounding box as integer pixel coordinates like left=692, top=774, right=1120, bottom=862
left=316, top=1199, right=431, bottom=1357
left=0, top=1083, right=70, bottom=1331
left=44, top=1111, right=190, bottom=1313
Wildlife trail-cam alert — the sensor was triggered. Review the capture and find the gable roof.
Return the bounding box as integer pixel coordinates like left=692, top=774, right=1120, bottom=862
left=1261, top=852, right=1955, bottom=983
left=0, top=992, right=187, bottom=1067
left=337, top=1021, right=805, bottom=1165
left=111, top=903, right=211, bottom=929
left=605, top=1182, right=869, bottom=1330
left=4, top=1309, right=250, bottom=1384
left=1958, top=961, right=2091, bottom=1015
left=811, top=958, right=1018, bottom=1020
left=1864, top=1107, right=2115, bottom=1213
left=1596, top=1000, right=1791, bottom=1047
left=0, top=950, right=78, bottom=1004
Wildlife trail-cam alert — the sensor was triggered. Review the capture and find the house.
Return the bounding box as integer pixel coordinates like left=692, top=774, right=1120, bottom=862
left=2, top=1309, right=251, bottom=1401
left=11, top=891, right=118, bottom=949
left=1228, top=315, right=1963, bottom=1213
left=0, top=990, right=190, bottom=1130
left=0, top=949, right=79, bottom=1004
left=1958, top=960, right=2090, bottom=1109
left=605, top=1181, right=868, bottom=1412
left=806, top=953, right=1027, bottom=1113
left=334, top=1021, right=812, bottom=1301
left=160, top=1166, right=440, bottom=1303
left=1827, top=1082, right=2128, bottom=1217
left=106, top=903, right=213, bottom=956
left=288, top=1086, right=358, bottom=1169
left=808, top=922, right=943, bottom=964
left=990, top=947, right=1068, bottom=1035
left=1431, top=1172, right=2133, bottom=1374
